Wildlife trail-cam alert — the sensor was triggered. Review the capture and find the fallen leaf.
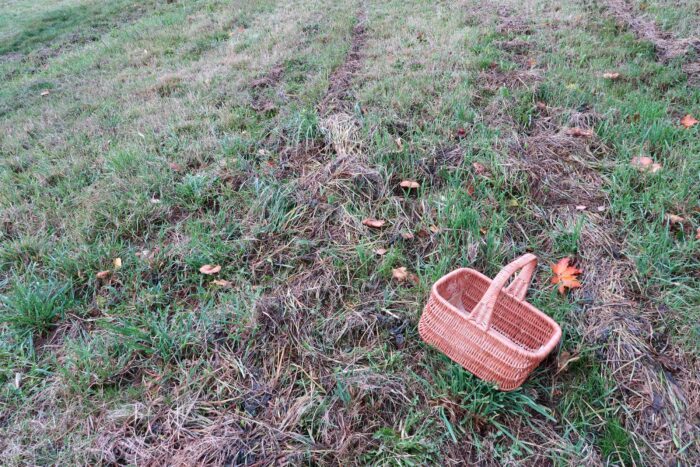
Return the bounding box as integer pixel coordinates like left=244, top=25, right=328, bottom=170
left=466, top=184, right=475, bottom=197
left=696, top=227, right=700, bottom=240
left=430, top=225, right=440, bottom=234
left=602, top=72, right=621, bottom=80
left=536, top=101, right=547, bottom=110
left=373, top=248, right=388, bottom=256
left=395, top=137, right=403, bottom=150
left=96, top=270, right=111, bottom=279
left=401, top=232, right=414, bottom=240
left=392, top=267, right=409, bottom=281
left=416, top=228, right=430, bottom=238
left=680, top=114, right=698, bottom=128
left=631, top=156, right=662, bottom=173
left=565, top=127, right=594, bottom=137
left=399, top=180, right=420, bottom=189
left=575, top=205, right=587, bottom=211
left=169, top=162, right=183, bottom=172
left=362, top=218, right=386, bottom=228
left=527, top=57, right=537, bottom=68
left=150, top=197, right=161, bottom=204
left=551, top=257, right=582, bottom=295
left=199, top=264, right=221, bottom=275
left=113, top=258, right=122, bottom=270
left=40, top=90, right=50, bottom=96
left=665, top=214, right=685, bottom=224
left=472, top=162, right=487, bottom=175
left=596, top=205, right=606, bottom=212
left=212, top=279, right=232, bottom=287
left=556, top=350, right=581, bottom=374
left=456, top=128, right=468, bottom=139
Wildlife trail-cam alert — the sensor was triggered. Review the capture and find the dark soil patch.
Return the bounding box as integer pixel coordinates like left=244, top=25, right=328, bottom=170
left=318, top=9, right=368, bottom=115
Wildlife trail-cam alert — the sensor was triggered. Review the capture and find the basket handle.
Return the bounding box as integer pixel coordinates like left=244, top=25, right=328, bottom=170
left=468, top=254, right=538, bottom=330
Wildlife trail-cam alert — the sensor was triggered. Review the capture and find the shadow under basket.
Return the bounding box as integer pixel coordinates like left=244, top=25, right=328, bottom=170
left=419, top=254, right=561, bottom=391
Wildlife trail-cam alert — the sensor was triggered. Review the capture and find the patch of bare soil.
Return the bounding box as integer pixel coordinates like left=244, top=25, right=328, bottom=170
left=603, top=0, right=699, bottom=83
left=250, top=66, right=285, bottom=113
left=318, top=9, right=368, bottom=116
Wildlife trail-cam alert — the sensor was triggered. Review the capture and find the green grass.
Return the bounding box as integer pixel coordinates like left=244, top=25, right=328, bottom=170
left=1, top=0, right=698, bottom=464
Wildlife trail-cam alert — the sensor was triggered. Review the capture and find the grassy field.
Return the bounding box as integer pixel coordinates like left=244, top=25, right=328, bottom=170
left=1, top=0, right=699, bottom=464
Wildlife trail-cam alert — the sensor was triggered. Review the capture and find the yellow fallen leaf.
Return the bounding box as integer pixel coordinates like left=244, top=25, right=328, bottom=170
left=113, top=258, right=122, bottom=270
left=212, top=279, right=232, bottom=287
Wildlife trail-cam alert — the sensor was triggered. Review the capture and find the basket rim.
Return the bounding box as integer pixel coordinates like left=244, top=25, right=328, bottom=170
left=431, top=267, right=562, bottom=360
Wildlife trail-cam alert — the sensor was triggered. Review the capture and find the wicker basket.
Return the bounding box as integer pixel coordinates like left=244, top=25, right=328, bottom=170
left=419, top=254, right=561, bottom=391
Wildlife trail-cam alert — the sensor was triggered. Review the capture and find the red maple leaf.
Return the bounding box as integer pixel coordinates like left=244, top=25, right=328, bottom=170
left=551, top=257, right=582, bottom=294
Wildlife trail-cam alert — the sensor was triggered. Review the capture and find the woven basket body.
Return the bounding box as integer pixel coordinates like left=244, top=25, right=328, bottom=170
left=419, top=254, right=561, bottom=391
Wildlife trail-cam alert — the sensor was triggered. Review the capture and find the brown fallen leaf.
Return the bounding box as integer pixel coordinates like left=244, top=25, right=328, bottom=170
left=429, top=225, right=440, bottom=234
left=395, top=137, right=403, bottom=150
left=536, top=101, right=547, bottom=110
left=401, top=232, right=414, bottom=240
left=392, top=267, right=408, bottom=281
left=472, top=162, right=487, bottom=175
left=212, top=279, right=232, bottom=287
left=373, top=248, right=388, bottom=256
left=680, top=114, right=698, bottom=128
left=631, top=156, right=662, bottom=173
left=399, top=180, right=420, bottom=189
left=416, top=228, right=430, bottom=238
left=556, top=350, right=581, bottom=374
left=565, top=127, right=594, bottom=137
left=602, top=72, right=621, bottom=80
left=169, top=162, right=183, bottom=172
left=362, top=218, right=386, bottom=228
left=96, top=270, right=111, bottom=279
left=551, top=257, right=582, bottom=295
left=199, top=264, right=222, bottom=275
left=392, top=267, right=418, bottom=284
left=466, top=184, right=475, bottom=197
left=456, top=128, right=468, bottom=139
left=696, top=227, right=700, bottom=240
left=665, top=214, right=685, bottom=225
